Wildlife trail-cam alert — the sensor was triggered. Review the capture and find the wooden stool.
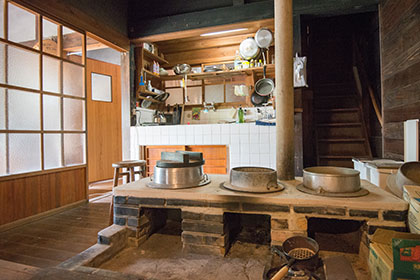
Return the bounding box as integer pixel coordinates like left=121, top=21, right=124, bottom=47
left=109, top=160, right=146, bottom=225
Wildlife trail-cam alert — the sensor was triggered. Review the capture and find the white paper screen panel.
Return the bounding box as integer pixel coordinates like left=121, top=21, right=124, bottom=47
left=91, top=73, right=112, bottom=102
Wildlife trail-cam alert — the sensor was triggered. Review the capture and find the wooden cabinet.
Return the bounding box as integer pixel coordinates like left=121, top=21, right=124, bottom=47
left=143, top=145, right=228, bottom=176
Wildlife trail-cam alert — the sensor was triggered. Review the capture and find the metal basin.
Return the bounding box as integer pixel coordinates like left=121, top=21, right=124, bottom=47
left=147, top=166, right=210, bottom=189
left=223, top=167, right=284, bottom=193
left=303, top=166, right=361, bottom=193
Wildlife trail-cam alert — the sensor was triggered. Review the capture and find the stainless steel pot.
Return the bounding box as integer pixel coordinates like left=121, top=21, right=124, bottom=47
left=148, top=166, right=210, bottom=189
left=303, top=166, right=361, bottom=193
left=223, top=167, right=284, bottom=193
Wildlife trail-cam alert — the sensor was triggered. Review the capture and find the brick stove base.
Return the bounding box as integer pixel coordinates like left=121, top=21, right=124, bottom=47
left=112, top=175, right=408, bottom=256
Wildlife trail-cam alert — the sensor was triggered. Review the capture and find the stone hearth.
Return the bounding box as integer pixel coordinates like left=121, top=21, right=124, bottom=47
left=111, top=175, right=408, bottom=256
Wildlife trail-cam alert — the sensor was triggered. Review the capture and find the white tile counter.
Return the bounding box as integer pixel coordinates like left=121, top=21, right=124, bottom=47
left=130, top=123, right=276, bottom=169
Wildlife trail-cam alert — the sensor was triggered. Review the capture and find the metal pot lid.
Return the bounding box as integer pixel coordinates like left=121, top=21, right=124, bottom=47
left=156, top=159, right=205, bottom=168
left=255, top=28, right=273, bottom=49
left=221, top=181, right=285, bottom=193
left=147, top=175, right=211, bottom=189
left=296, top=184, right=369, bottom=197
left=239, top=37, right=260, bottom=60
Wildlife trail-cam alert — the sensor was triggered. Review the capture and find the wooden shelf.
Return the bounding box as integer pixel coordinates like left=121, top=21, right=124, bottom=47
left=143, top=69, right=161, bottom=79
left=160, top=64, right=275, bottom=81
left=143, top=49, right=169, bottom=65
left=137, top=89, right=158, bottom=96
left=136, top=95, right=163, bottom=103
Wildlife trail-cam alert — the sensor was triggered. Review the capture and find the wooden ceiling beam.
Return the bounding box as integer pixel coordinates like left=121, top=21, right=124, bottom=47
left=133, top=18, right=274, bottom=44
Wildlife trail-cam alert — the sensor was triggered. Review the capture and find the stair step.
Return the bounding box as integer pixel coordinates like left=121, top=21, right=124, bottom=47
left=319, top=155, right=356, bottom=159
left=318, top=138, right=366, bottom=142
left=317, top=122, right=362, bottom=127
left=316, top=95, right=357, bottom=99
left=315, top=108, right=359, bottom=113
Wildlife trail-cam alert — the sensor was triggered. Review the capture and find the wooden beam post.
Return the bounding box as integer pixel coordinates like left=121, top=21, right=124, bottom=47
left=275, top=0, right=294, bottom=180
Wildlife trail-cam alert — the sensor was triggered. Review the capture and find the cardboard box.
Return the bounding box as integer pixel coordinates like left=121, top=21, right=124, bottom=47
left=403, top=185, right=420, bottom=234
left=369, top=229, right=420, bottom=280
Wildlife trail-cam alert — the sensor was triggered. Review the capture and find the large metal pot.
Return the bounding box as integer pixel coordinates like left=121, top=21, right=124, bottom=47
left=387, top=161, right=420, bottom=198
left=148, top=166, right=209, bottom=189
left=303, top=166, right=361, bottom=193
left=223, top=167, right=284, bottom=193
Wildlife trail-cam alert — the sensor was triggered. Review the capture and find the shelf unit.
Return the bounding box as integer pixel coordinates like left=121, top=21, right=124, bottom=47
left=135, top=46, right=169, bottom=109
left=160, top=64, right=275, bottom=81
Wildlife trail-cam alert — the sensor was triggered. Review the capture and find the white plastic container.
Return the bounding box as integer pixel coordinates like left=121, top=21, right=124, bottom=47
left=352, top=158, right=369, bottom=180
left=403, top=185, right=420, bottom=234
left=365, top=160, right=402, bottom=190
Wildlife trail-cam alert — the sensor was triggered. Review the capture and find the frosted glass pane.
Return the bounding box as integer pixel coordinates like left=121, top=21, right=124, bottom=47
left=43, top=95, right=61, bottom=130
left=7, top=45, right=40, bottom=89
left=91, top=73, right=112, bottom=102
left=43, top=56, right=60, bottom=93
left=62, top=27, right=83, bottom=64
left=226, top=84, right=246, bottom=103
left=63, top=62, right=84, bottom=97
left=205, top=84, right=224, bottom=103
left=42, top=18, right=58, bottom=56
left=8, top=3, right=38, bottom=48
left=185, top=86, right=202, bottom=105
left=0, top=0, right=4, bottom=39
left=44, top=134, right=62, bottom=169
left=0, top=134, right=6, bottom=175
left=63, top=98, right=85, bottom=131
left=166, top=88, right=183, bottom=105
left=9, top=133, right=41, bottom=173
left=8, top=90, right=40, bottom=130
left=64, top=133, right=85, bottom=166
left=0, top=43, right=5, bottom=84
left=0, top=88, right=5, bottom=129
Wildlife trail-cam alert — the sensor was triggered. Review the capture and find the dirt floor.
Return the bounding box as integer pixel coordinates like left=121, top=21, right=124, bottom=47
left=100, top=232, right=271, bottom=280
left=99, top=224, right=370, bottom=280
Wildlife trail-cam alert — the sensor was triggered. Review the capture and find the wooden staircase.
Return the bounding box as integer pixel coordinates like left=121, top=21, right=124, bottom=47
left=313, top=83, right=372, bottom=167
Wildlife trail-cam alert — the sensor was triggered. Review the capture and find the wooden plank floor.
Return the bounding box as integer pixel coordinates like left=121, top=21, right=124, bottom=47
left=0, top=199, right=110, bottom=269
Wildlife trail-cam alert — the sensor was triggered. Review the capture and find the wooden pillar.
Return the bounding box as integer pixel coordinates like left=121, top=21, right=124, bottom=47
left=275, top=0, right=294, bottom=180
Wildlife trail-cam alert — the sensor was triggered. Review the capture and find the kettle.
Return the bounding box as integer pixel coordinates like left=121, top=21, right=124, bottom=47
left=153, top=111, right=166, bottom=124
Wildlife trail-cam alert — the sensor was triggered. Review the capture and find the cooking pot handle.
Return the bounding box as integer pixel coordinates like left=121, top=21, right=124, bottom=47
left=263, top=65, right=267, bottom=79
left=201, top=174, right=208, bottom=182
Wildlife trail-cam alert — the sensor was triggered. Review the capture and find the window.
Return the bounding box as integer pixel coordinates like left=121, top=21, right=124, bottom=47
left=0, top=1, right=86, bottom=175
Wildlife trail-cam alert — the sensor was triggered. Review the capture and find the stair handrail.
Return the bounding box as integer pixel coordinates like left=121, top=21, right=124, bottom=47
left=353, top=41, right=383, bottom=127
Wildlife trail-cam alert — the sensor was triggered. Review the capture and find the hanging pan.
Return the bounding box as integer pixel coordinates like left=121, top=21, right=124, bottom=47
left=255, top=65, right=274, bottom=96
left=251, top=90, right=269, bottom=107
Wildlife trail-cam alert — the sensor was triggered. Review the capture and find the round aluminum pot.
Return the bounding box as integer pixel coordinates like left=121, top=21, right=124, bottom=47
left=148, top=166, right=209, bottom=189
left=239, top=37, right=260, bottom=60
left=303, top=166, right=360, bottom=193
left=388, top=161, right=420, bottom=198
left=224, top=167, right=283, bottom=193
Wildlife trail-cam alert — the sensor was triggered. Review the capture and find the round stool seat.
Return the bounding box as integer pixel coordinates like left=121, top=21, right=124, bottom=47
left=112, top=160, right=146, bottom=168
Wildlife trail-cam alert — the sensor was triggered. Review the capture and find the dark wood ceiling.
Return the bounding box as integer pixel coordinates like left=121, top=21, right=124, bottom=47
left=128, top=0, right=379, bottom=39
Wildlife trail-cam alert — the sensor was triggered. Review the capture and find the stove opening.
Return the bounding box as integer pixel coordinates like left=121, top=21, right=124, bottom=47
left=225, top=213, right=271, bottom=246
left=307, top=218, right=363, bottom=253
left=143, top=207, right=182, bottom=236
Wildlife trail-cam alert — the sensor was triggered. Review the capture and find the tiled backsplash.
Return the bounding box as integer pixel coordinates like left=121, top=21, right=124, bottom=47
left=130, top=123, right=277, bottom=169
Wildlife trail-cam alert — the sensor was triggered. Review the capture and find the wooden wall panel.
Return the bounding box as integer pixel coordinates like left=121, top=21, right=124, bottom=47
left=0, top=168, right=86, bottom=226
left=380, top=0, right=420, bottom=159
